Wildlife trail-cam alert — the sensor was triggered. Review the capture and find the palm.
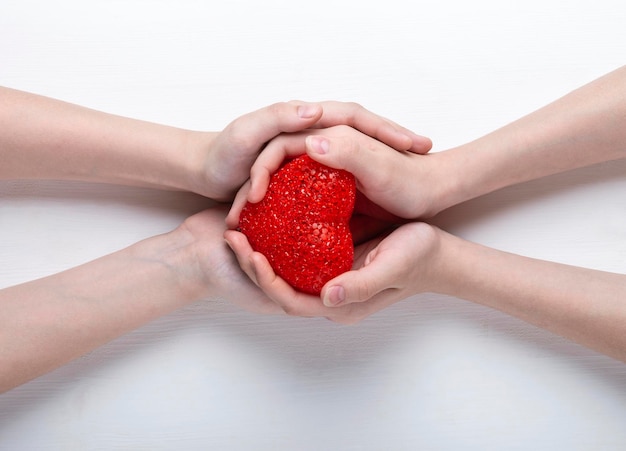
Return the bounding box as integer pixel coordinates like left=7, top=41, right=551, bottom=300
left=181, top=207, right=282, bottom=315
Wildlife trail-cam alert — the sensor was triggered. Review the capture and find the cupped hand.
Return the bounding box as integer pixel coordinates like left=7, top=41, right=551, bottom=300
left=200, top=101, right=432, bottom=202
left=230, top=125, right=447, bottom=224
left=223, top=221, right=441, bottom=324
left=319, top=221, right=442, bottom=308
left=176, top=206, right=284, bottom=315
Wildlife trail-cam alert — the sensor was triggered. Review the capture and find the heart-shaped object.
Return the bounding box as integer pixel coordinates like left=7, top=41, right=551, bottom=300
left=238, top=155, right=356, bottom=295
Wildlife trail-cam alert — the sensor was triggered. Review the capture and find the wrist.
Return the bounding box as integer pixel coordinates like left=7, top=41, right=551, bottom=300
left=180, top=130, right=219, bottom=198
left=423, top=227, right=472, bottom=296
left=426, top=228, right=504, bottom=303
left=130, top=225, right=209, bottom=306
left=155, top=208, right=249, bottom=304
left=431, top=140, right=505, bottom=213
left=419, top=149, right=476, bottom=216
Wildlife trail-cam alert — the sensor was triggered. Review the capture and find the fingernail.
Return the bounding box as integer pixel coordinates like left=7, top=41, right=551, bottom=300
left=297, top=104, right=319, bottom=119
left=309, top=135, right=330, bottom=155
left=323, top=285, right=345, bottom=307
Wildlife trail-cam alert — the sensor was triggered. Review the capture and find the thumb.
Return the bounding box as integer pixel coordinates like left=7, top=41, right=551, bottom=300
left=305, top=134, right=376, bottom=179
left=305, top=134, right=400, bottom=216
left=321, top=245, right=400, bottom=307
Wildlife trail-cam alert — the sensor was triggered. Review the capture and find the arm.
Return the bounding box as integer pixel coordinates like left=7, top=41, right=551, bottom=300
left=0, top=87, right=431, bottom=201
left=238, top=65, right=626, bottom=219
left=0, top=87, right=196, bottom=191
left=226, top=222, right=626, bottom=362
left=438, top=64, right=626, bottom=211
left=224, top=66, right=626, bottom=361
left=431, top=230, right=626, bottom=363
left=335, top=226, right=626, bottom=362
left=0, top=208, right=281, bottom=393
left=0, top=89, right=432, bottom=391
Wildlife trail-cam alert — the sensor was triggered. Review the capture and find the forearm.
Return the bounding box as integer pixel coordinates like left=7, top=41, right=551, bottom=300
left=0, top=87, right=211, bottom=191
left=440, top=65, right=626, bottom=208
left=433, top=229, right=626, bottom=361
left=0, top=227, right=203, bottom=393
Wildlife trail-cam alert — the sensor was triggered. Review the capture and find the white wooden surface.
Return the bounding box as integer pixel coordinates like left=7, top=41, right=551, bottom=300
left=1, top=1, right=626, bottom=449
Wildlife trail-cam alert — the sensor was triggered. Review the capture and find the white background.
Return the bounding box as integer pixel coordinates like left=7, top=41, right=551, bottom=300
left=1, top=1, right=626, bottom=449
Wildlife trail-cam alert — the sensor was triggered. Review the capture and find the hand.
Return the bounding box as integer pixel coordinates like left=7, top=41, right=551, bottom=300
left=175, top=206, right=284, bottom=315
left=319, top=222, right=441, bottom=308
left=226, top=125, right=448, bottom=229
left=197, top=101, right=432, bottom=202
left=223, top=221, right=441, bottom=324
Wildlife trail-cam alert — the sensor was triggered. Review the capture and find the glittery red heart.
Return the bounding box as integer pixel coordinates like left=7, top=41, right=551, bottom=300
left=238, top=155, right=356, bottom=295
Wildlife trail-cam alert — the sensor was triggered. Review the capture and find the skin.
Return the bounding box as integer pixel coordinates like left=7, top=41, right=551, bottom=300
left=0, top=86, right=431, bottom=393
left=225, top=65, right=626, bottom=362
left=0, top=88, right=432, bottom=200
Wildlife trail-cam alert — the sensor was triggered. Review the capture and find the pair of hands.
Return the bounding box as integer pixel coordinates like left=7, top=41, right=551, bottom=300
left=184, top=101, right=443, bottom=323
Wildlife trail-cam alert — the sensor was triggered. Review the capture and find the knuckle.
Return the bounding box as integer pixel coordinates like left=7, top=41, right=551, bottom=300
left=327, top=308, right=365, bottom=326
left=334, top=314, right=362, bottom=326
left=346, top=138, right=362, bottom=156
left=345, top=102, right=365, bottom=126
left=325, top=124, right=352, bottom=136
left=322, top=101, right=363, bottom=126
left=266, top=101, right=288, bottom=117
left=341, top=317, right=360, bottom=326
left=281, top=303, right=304, bottom=317
left=327, top=315, right=351, bottom=325
left=356, top=282, right=374, bottom=303
left=344, top=101, right=363, bottom=112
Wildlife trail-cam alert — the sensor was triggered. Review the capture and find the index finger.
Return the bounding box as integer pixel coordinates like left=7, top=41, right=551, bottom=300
left=249, top=250, right=330, bottom=318
left=312, top=101, right=432, bottom=154
left=247, top=132, right=310, bottom=203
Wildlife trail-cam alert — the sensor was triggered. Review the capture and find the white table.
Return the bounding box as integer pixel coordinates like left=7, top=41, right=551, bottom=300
left=2, top=1, right=626, bottom=449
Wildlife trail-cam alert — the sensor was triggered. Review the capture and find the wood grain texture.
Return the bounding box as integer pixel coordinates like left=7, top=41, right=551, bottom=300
left=1, top=0, right=626, bottom=449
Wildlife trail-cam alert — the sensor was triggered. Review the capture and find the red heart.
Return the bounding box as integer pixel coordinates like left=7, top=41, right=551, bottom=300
left=238, top=155, right=356, bottom=295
